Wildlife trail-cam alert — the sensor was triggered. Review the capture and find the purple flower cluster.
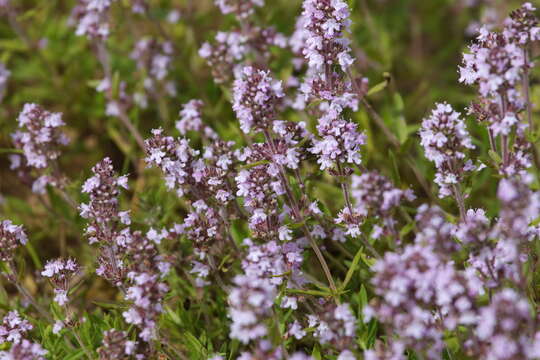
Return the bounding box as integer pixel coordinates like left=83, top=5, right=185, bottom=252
left=309, top=111, right=366, bottom=171
left=228, top=274, right=276, bottom=344
left=420, top=103, right=475, bottom=198
left=308, top=303, right=357, bottom=351
left=0, top=311, right=32, bottom=345
left=71, top=0, right=116, bottom=39
left=215, top=0, right=264, bottom=19
left=473, top=289, right=540, bottom=359
left=130, top=38, right=175, bottom=94
left=232, top=66, right=284, bottom=133
left=122, top=232, right=170, bottom=342
left=350, top=171, right=415, bottom=239
left=0, top=339, right=47, bottom=360
left=414, top=204, right=459, bottom=252
left=97, top=329, right=140, bottom=360
left=459, top=3, right=540, bottom=176
left=0, top=311, right=46, bottom=360
left=41, top=258, right=80, bottom=306
left=0, top=220, right=27, bottom=263
left=242, top=239, right=307, bottom=287
left=301, top=0, right=354, bottom=72
left=365, top=244, right=482, bottom=359
left=79, top=158, right=130, bottom=286
left=10, top=104, right=69, bottom=194
left=199, top=0, right=286, bottom=84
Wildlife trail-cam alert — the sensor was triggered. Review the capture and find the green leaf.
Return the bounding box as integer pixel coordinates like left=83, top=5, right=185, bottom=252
left=184, top=331, right=207, bottom=358
left=340, top=247, right=365, bottom=291
left=311, top=344, right=322, bottom=360
left=367, top=73, right=391, bottom=96
left=285, top=288, right=332, bottom=297
left=488, top=149, right=502, bottom=165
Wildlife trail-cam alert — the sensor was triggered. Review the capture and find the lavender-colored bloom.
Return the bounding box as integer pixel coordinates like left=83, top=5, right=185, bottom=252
left=242, top=239, right=307, bottom=287
left=97, top=329, right=136, bottom=359
left=80, top=157, right=130, bottom=245
left=454, top=208, right=491, bottom=246
left=131, top=38, right=173, bottom=90
left=350, top=171, right=415, bottom=239
left=215, top=0, right=264, bottom=19
left=145, top=129, right=234, bottom=203
left=420, top=103, right=475, bottom=198
left=0, top=339, right=47, bottom=360
left=228, top=275, right=276, bottom=344
left=473, top=289, right=537, bottom=359
left=414, top=204, right=458, bottom=253
left=459, top=27, right=527, bottom=98
left=176, top=99, right=205, bottom=136
left=0, top=220, right=27, bottom=263
left=365, top=244, right=482, bottom=359
left=79, top=158, right=134, bottom=288
left=200, top=28, right=286, bottom=84
left=41, top=258, right=80, bottom=306
left=199, top=31, right=248, bottom=84
left=71, top=0, right=116, bottom=39
left=10, top=104, right=69, bottom=194
left=0, top=311, right=33, bottom=345
left=122, top=231, right=170, bottom=342
left=364, top=341, right=406, bottom=360
left=309, top=111, right=366, bottom=171
left=301, top=0, right=354, bottom=72
left=308, top=303, right=357, bottom=351
left=504, top=3, right=540, bottom=45
left=232, top=66, right=284, bottom=133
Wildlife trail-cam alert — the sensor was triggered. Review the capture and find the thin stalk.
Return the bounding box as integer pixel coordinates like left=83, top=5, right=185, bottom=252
left=523, top=47, right=533, bottom=130
left=69, top=323, right=93, bottom=360
left=262, top=130, right=339, bottom=301
left=487, top=128, right=497, bottom=154
left=360, top=235, right=382, bottom=259
left=12, top=281, right=53, bottom=322
left=8, top=263, right=53, bottom=322
left=452, top=184, right=466, bottom=222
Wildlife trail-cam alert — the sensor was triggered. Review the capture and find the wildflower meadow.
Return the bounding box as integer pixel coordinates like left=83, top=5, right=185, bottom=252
left=1, top=0, right=540, bottom=359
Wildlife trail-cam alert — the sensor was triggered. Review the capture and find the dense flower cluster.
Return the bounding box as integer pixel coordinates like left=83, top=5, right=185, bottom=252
left=365, top=244, right=482, bottom=359
left=0, top=339, right=47, bottom=360
left=71, top=0, right=116, bottom=39
left=473, top=289, right=540, bottom=359
left=0, top=220, right=27, bottom=263
left=309, top=112, right=366, bottom=171
left=97, top=329, right=137, bottom=360
left=308, top=303, right=357, bottom=350
left=232, top=66, right=284, bottom=133
left=79, top=158, right=130, bottom=286
left=350, top=171, right=415, bottom=239
left=459, top=3, right=540, bottom=176
left=0, top=312, right=46, bottom=360
left=215, top=0, right=263, bottom=19
left=420, top=103, right=475, bottom=198
left=301, top=0, right=354, bottom=72
left=0, top=311, right=32, bottom=345
left=228, top=275, right=276, bottom=344
left=130, top=38, right=175, bottom=94
left=10, top=104, right=69, bottom=194
left=41, top=258, right=80, bottom=306
left=122, top=230, right=170, bottom=342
